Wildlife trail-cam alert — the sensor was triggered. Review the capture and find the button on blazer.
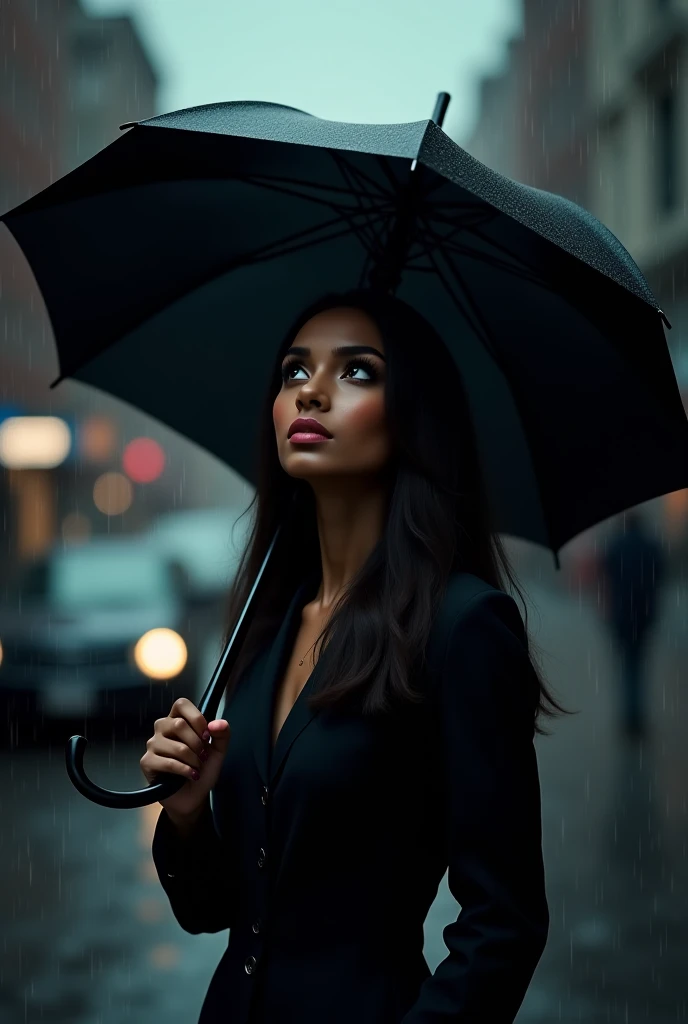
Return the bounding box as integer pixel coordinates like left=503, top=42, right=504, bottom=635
left=152, top=569, right=549, bottom=1024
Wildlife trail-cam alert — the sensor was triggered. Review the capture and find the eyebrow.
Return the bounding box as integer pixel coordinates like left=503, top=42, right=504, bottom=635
left=283, top=344, right=386, bottom=362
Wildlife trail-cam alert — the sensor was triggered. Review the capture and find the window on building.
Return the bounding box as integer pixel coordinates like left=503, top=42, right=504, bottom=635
left=657, top=87, right=678, bottom=213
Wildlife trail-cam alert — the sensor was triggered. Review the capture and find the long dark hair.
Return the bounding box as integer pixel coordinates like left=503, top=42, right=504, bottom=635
left=220, top=287, right=573, bottom=736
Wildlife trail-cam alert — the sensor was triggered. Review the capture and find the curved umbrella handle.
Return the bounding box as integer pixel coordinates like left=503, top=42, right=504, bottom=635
left=64, top=515, right=285, bottom=808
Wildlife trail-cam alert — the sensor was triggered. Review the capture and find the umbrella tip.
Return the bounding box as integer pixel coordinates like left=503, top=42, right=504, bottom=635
left=658, top=308, right=672, bottom=330
left=119, top=121, right=138, bottom=131
left=432, top=93, right=451, bottom=129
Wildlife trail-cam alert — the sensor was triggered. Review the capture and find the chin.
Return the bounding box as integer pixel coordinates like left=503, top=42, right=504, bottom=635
left=283, top=465, right=335, bottom=480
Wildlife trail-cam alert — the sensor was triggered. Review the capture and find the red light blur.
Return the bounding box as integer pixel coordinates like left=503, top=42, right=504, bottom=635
left=122, top=437, right=165, bottom=483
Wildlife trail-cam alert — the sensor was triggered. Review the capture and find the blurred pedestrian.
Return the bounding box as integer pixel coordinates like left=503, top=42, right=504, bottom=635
left=600, top=511, right=665, bottom=738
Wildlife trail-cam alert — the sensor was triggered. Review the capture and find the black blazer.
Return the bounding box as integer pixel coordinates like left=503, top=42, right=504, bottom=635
left=152, top=570, right=549, bottom=1024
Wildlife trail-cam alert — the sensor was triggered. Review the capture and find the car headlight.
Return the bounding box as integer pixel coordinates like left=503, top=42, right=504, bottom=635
left=133, top=628, right=187, bottom=680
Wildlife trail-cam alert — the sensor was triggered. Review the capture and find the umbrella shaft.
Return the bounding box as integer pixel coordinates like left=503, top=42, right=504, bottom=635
left=370, top=163, right=424, bottom=292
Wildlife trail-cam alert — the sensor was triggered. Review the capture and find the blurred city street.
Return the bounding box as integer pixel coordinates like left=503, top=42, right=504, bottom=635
left=1, top=575, right=687, bottom=1023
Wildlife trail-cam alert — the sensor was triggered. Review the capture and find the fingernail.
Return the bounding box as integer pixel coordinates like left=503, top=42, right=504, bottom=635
left=199, top=749, right=209, bottom=762
left=202, top=730, right=210, bottom=742
left=191, top=769, right=200, bottom=781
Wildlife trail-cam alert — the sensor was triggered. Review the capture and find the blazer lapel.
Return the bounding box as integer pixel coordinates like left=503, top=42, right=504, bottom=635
left=252, top=571, right=325, bottom=788
left=269, top=639, right=329, bottom=786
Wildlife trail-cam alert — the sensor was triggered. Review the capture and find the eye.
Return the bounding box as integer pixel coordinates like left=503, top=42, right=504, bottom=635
left=342, top=357, right=378, bottom=381
left=280, top=356, right=380, bottom=384
left=281, top=359, right=308, bottom=382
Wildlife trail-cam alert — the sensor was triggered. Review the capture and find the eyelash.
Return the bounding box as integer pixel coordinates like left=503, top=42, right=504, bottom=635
left=280, top=355, right=380, bottom=384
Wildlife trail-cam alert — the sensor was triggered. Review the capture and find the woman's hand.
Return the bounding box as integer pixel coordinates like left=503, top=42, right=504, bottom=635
left=140, top=697, right=231, bottom=819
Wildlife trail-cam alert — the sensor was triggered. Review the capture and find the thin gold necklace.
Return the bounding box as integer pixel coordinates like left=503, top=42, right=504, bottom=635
left=298, top=638, right=318, bottom=667
left=298, top=610, right=332, bottom=666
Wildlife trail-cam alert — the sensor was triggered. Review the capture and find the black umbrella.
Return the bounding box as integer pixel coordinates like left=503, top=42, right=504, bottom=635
left=2, top=92, right=686, bottom=808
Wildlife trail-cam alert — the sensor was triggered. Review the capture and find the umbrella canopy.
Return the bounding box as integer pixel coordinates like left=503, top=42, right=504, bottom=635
left=2, top=97, right=686, bottom=569
left=5, top=92, right=687, bottom=808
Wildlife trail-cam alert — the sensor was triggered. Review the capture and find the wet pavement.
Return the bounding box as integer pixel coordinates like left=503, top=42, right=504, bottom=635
left=1, top=579, right=687, bottom=1022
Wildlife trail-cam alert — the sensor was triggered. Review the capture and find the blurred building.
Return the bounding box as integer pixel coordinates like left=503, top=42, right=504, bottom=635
left=0, top=0, right=158, bottom=573
left=61, top=5, right=159, bottom=170
left=463, top=0, right=688, bottom=581
left=464, top=35, right=526, bottom=182
left=0, top=1, right=244, bottom=579
left=0, top=0, right=158, bottom=296
left=586, top=0, right=688, bottom=562
left=466, top=0, right=589, bottom=207
left=587, top=0, right=688, bottom=399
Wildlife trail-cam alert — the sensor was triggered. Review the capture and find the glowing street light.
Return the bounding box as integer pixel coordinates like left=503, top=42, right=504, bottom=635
left=133, top=628, right=187, bottom=680
left=0, top=416, right=71, bottom=468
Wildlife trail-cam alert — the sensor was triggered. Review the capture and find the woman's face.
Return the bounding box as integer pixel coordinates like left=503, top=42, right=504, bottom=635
left=273, top=306, right=391, bottom=484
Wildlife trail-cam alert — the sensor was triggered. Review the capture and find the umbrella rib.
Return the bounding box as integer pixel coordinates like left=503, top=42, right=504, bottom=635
left=235, top=171, right=390, bottom=202
left=424, top=209, right=502, bottom=240
left=469, top=223, right=566, bottom=290
left=328, top=152, right=396, bottom=202
left=329, top=154, right=395, bottom=262
left=373, top=154, right=443, bottom=207
left=414, top=215, right=522, bottom=378
left=238, top=173, right=392, bottom=215
left=399, top=231, right=439, bottom=270
left=420, top=229, right=509, bottom=368
left=352, top=158, right=443, bottom=289
left=238, top=158, right=394, bottom=203
left=239, top=218, right=387, bottom=267
left=429, top=235, right=551, bottom=292
left=296, top=204, right=393, bottom=264
left=429, top=206, right=590, bottom=297
left=424, top=217, right=559, bottom=294
left=337, top=210, right=391, bottom=264
left=235, top=173, right=394, bottom=260
left=418, top=220, right=557, bottom=556
left=243, top=206, right=390, bottom=265
left=421, top=207, right=502, bottom=251
left=330, top=155, right=390, bottom=232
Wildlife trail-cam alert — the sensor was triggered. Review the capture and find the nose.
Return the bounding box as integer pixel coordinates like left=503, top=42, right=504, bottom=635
left=296, top=382, right=324, bottom=409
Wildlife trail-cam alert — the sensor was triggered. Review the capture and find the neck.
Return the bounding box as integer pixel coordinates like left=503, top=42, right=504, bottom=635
left=307, top=475, right=390, bottom=612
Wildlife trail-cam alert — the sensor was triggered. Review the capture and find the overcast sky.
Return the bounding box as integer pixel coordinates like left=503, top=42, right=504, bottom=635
left=82, top=0, right=522, bottom=144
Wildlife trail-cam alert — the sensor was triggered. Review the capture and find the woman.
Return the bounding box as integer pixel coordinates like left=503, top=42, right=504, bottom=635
left=141, top=287, right=570, bottom=1024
